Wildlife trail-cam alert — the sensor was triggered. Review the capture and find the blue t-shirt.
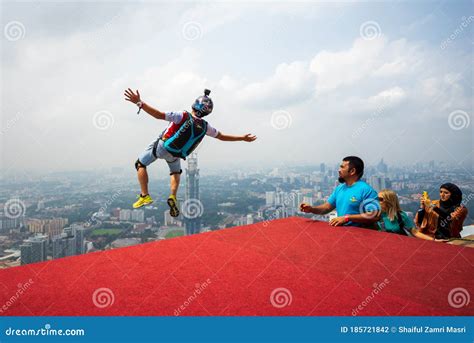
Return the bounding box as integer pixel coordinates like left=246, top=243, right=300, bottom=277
left=327, top=181, right=379, bottom=227
left=377, top=211, right=415, bottom=234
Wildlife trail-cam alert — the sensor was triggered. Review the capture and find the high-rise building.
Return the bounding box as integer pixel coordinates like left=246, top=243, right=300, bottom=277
left=20, top=235, right=48, bottom=265
left=131, top=209, right=145, bottom=222
left=70, top=224, right=86, bottom=255
left=52, top=232, right=76, bottom=259
left=119, top=209, right=132, bottom=221
left=164, top=210, right=180, bottom=227
left=0, top=216, right=24, bottom=232
left=265, top=191, right=276, bottom=206
left=320, top=163, right=326, bottom=174
left=377, top=159, right=388, bottom=174
left=246, top=214, right=254, bottom=225
left=368, top=175, right=390, bottom=192
left=184, top=153, right=201, bottom=235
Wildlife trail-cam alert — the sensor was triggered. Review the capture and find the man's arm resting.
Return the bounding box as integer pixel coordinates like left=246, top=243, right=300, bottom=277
left=304, top=202, right=335, bottom=215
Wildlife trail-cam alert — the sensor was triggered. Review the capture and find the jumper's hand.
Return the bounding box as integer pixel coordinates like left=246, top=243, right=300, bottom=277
left=329, top=216, right=346, bottom=227
left=242, top=134, right=257, bottom=142
left=124, top=88, right=141, bottom=104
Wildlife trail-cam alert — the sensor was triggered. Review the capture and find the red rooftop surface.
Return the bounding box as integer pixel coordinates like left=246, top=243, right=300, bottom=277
left=0, top=217, right=473, bottom=316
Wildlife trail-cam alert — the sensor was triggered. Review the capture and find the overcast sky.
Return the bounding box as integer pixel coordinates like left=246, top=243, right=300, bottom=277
left=1, top=0, right=472, bottom=175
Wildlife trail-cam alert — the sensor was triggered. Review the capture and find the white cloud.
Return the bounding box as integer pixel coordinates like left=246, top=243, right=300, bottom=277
left=235, top=61, right=315, bottom=109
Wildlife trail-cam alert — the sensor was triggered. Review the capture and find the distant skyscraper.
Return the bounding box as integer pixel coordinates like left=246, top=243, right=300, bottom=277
left=184, top=153, right=201, bottom=235
left=119, top=209, right=132, bottom=221
left=20, top=235, right=48, bottom=265
left=368, top=175, right=390, bottom=192
left=131, top=209, right=145, bottom=222
left=377, top=159, right=388, bottom=174
left=320, top=163, right=326, bottom=174
left=265, top=191, right=276, bottom=206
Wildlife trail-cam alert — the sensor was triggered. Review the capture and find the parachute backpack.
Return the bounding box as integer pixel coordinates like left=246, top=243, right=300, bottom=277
left=162, top=89, right=213, bottom=159
left=162, top=111, right=208, bottom=159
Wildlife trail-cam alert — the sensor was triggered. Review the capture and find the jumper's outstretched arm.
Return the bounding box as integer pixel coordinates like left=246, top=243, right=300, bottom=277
left=124, top=88, right=166, bottom=120
left=216, top=133, right=257, bottom=142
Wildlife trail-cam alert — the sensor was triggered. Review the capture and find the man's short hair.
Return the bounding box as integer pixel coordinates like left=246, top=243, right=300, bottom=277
left=343, top=156, right=364, bottom=179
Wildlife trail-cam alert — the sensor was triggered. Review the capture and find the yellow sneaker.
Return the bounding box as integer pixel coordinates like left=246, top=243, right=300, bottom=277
left=133, top=194, right=153, bottom=208
left=167, top=194, right=180, bottom=217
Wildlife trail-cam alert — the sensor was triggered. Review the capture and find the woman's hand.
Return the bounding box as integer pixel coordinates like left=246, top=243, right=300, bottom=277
left=124, top=88, right=141, bottom=104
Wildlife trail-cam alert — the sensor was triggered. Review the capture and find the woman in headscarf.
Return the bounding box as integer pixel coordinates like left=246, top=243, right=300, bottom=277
left=413, top=183, right=468, bottom=241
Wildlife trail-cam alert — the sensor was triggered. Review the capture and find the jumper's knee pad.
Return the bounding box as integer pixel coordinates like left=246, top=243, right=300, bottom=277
left=135, top=159, right=146, bottom=171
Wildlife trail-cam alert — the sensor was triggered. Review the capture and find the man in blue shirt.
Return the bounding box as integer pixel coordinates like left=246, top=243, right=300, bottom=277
left=300, top=156, right=380, bottom=228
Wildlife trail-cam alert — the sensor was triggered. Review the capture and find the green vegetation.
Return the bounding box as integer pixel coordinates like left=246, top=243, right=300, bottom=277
left=91, top=228, right=123, bottom=236
left=165, top=230, right=184, bottom=239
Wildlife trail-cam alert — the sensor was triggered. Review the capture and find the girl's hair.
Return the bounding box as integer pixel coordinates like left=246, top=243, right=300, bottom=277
left=379, top=189, right=402, bottom=221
